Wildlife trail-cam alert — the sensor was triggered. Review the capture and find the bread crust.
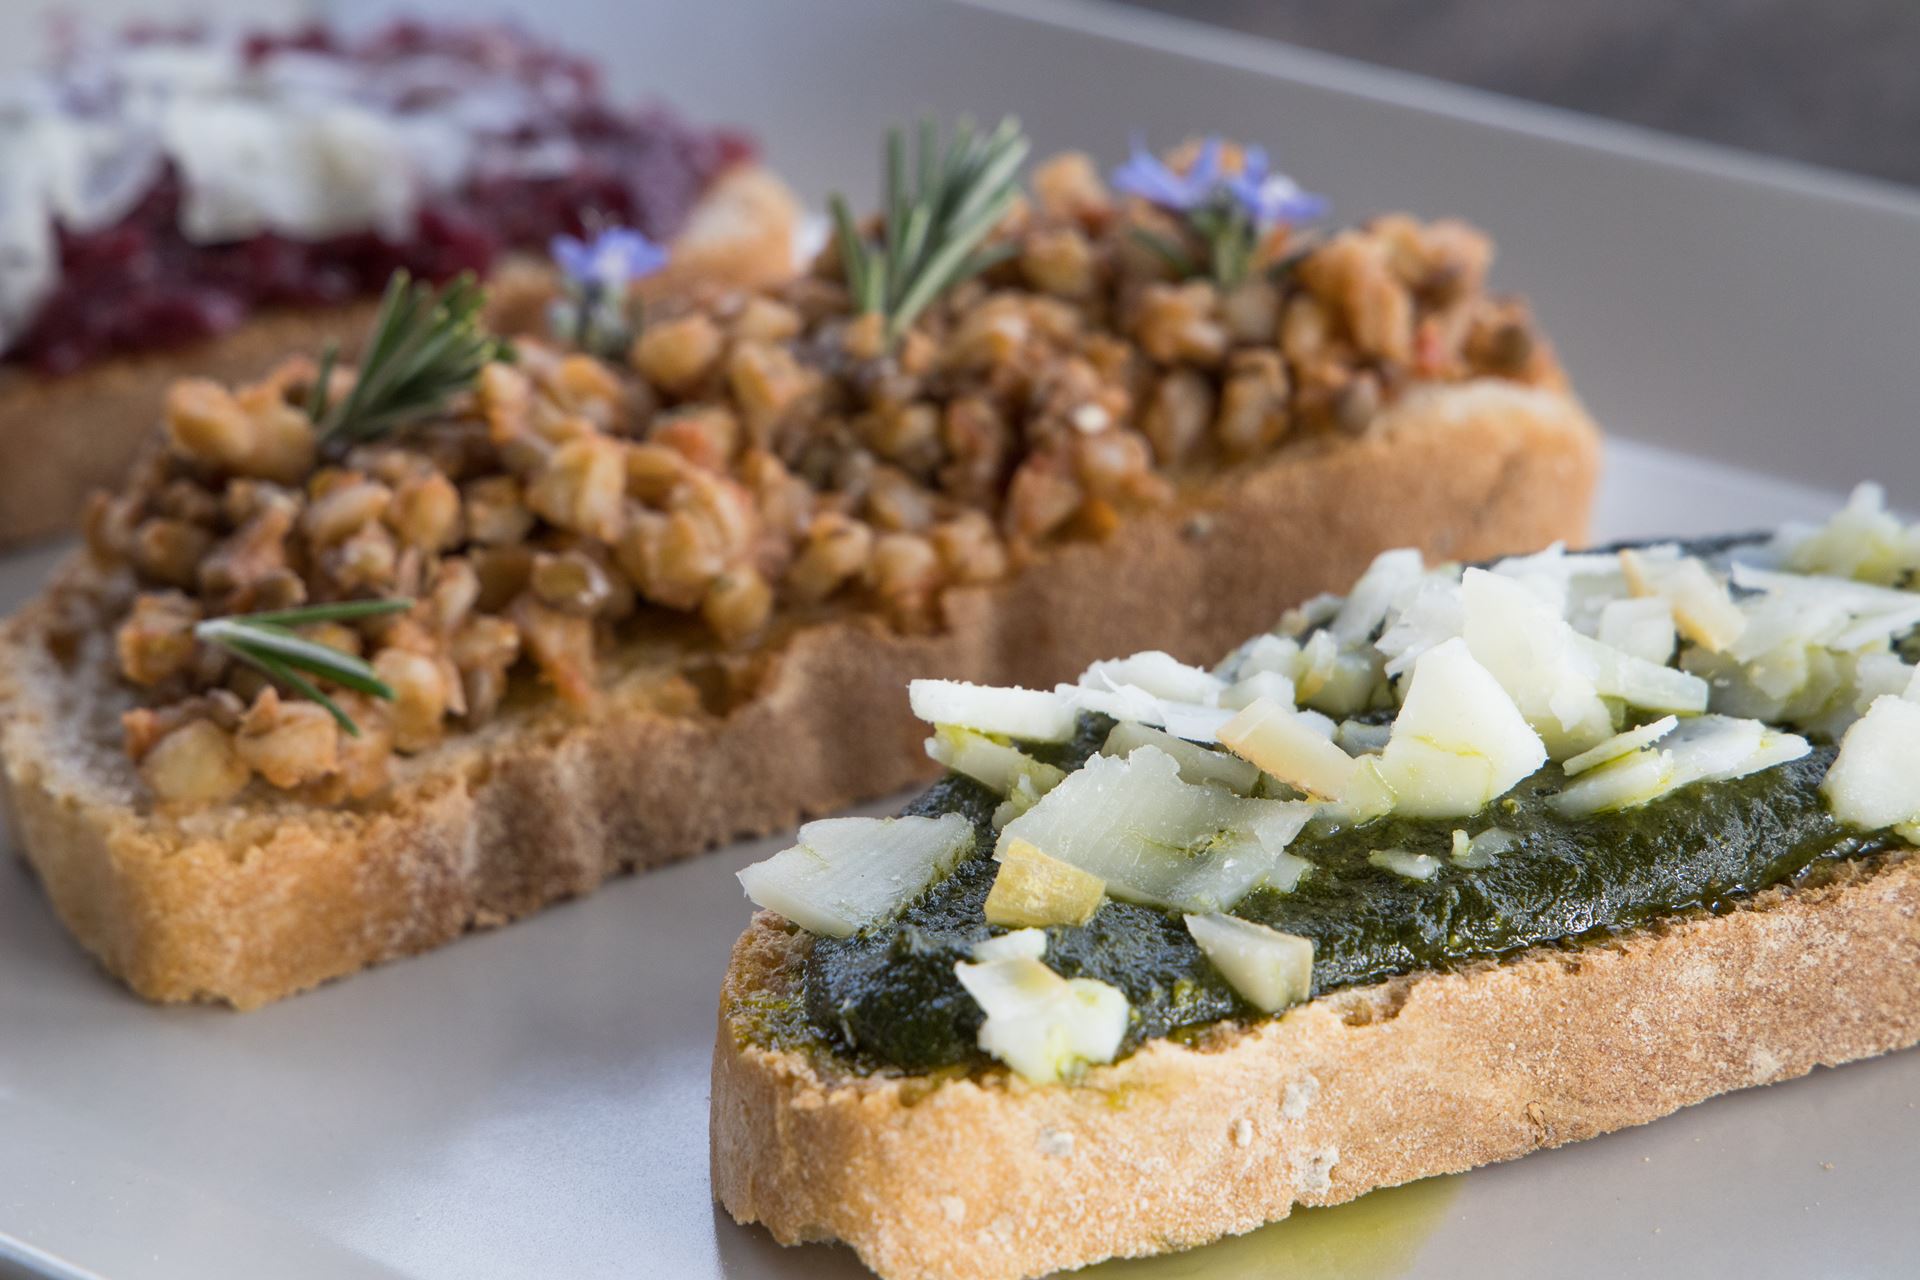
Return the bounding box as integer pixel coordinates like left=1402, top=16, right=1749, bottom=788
left=710, top=852, right=1920, bottom=1280
left=0, top=164, right=799, bottom=550
left=0, top=381, right=1598, bottom=1008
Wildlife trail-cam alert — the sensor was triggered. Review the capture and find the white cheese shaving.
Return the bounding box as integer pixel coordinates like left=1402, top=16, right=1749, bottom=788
left=1374, top=638, right=1547, bottom=819
left=909, top=679, right=1077, bottom=742
left=998, top=747, right=1312, bottom=911
left=1183, top=914, right=1314, bottom=1013
left=1821, top=695, right=1920, bottom=831
left=737, top=813, right=975, bottom=937
left=954, top=954, right=1128, bottom=1084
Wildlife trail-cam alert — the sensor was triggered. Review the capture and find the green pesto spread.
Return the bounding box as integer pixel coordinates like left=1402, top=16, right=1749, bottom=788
left=789, top=720, right=1899, bottom=1074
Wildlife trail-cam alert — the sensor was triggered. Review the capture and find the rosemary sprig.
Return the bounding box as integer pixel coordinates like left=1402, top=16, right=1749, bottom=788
left=831, top=116, right=1031, bottom=344
left=195, top=598, right=415, bottom=735
left=308, top=271, right=510, bottom=448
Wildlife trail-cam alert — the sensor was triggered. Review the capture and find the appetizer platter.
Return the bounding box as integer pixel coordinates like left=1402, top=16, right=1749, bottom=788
left=4, top=0, right=1919, bottom=1277
left=0, top=18, right=797, bottom=548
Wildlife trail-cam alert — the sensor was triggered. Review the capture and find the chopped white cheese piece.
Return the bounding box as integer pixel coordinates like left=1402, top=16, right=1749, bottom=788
left=737, top=813, right=975, bottom=937
left=1330, top=548, right=1427, bottom=642
left=1368, top=848, right=1440, bottom=880
left=909, top=679, right=1077, bottom=742
left=1335, top=718, right=1392, bottom=756
left=1562, top=716, right=1678, bottom=777
left=1552, top=715, right=1809, bottom=817
left=955, top=954, right=1129, bottom=1083
left=1596, top=596, right=1677, bottom=666
left=925, top=726, right=1067, bottom=797
left=1620, top=549, right=1746, bottom=653
left=1374, top=638, right=1547, bottom=818
left=1218, top=697, right=1360, bottom=800
left=1451, top=826, right=1519, bottom=868
left=1184, top=914, right=1315, bottom=1013
left=1077, top=651, right=1226, bottom=706
left=1461, top=568, right=1614, bottom=759
left=1775, top=483, right=1920, bottom=586
left=1822, top=695, right=1920, bottom=831
left=1221, top=669, right=1297, bottom=711
left=998, top=747, right=1312, bottom=911
left=971, top=928, right=1049, bottom=963
left=1101, top=721, right=1260, bottom=793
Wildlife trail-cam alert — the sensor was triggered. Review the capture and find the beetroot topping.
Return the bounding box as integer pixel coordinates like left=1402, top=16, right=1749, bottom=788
left=1, top=21, right=753, bottom=375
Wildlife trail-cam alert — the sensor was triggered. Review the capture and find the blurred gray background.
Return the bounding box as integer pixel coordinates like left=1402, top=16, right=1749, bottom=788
left=6, top=0, right=1916, bottom=189
left=1116, top=0, right=1917, bottom=187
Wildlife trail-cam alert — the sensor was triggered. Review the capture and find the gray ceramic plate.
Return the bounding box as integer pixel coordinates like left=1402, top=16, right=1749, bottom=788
left=5, top=1, right=1919, bottom=1276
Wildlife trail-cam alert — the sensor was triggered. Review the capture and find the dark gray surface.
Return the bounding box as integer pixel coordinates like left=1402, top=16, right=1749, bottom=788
left=1113, top=0, right=1920, bottom=190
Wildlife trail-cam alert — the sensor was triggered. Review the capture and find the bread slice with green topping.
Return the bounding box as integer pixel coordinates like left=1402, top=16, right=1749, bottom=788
left=713, top=854, right=1920, bottom=1280
left=712, top=492, right=1920, bottom=1280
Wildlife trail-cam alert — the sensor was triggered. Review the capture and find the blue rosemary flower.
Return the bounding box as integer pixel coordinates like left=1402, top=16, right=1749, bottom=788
left=1223, top=146, right=1327, bottom=226
left=548, top=225, right=665, bottom=356
left=1109, top=136, right=1223, bottom=212
left=549, top=226, right=669, bottom=293
left=1111, top=135, right=1327, bottom=289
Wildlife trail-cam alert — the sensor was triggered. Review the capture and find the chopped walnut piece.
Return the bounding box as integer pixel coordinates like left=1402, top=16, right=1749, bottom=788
left=387, top=472, right=462, bottom=552
left=302, top=478, right=392, bottom=548
left=450, top=614, right=522, bottom=725
left=1021, top=227, right=1098, bottom=299
left=132, top=518, right=213, bottom=589
left=1005, top=454, right=1084, bottom=543
left=727, top=340, right=812, bottom=443
left=531, top=549, right=616, bottom=616
left=1296, top=231, right=1414, bottom=365
left=1141, top=368, right=1216, bottom=466
left=652, top=406, right=740, bottom=472
left=733, top=296, right=803, bottom=344
left=477, top=362, right=535, bottom=442
left=512, top=596, right=596, bottom=708
left=526, top=435, right=626, bottom=541
left=140, top=719, right=252, bottom=804
left=372, top=647, right=451, bottom=753
left=869, top=532, right=943, bottom=628
left=635, top=313, right=725, bottom=396
left=1215, top=350, right=1292, bottom=458
left=165, top=378, right=254, bottom=470
left=786, top=513, right=874, bottom=603
left=1134, top=282, right=1229, bottom=367
left=1031, top=151, right=1111, bottom=222
left=116, top=591, right=203, bottom=687
left=235, top=689, right=340, bottom=789
left=234, top=383, right=318, bottom=483
left=931, top=512, right=1009, bottom=586
left=702, top=568, right=774, bottom=648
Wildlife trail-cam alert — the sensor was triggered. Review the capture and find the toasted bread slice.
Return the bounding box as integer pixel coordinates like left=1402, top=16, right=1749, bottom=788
left=0, top=381, right=1596, bottom=1008
left=0, top=165, right=800, bottom=551
left=710, top=852, right=1920, bottom=1280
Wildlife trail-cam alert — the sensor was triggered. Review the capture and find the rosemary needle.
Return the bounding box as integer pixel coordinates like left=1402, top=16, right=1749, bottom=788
left=195, top=598, right=415, bottom=735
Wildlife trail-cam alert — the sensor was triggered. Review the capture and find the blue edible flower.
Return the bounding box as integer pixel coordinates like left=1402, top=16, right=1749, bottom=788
left=1109, top=135, right=1224, bottom=212
left=550, top=226, right=668, bottom=293
left=1223, top=146, right=1327, bottom=226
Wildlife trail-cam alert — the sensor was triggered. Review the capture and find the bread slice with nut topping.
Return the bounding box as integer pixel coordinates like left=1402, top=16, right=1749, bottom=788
left=0, top=380, right=1597, bottom=1007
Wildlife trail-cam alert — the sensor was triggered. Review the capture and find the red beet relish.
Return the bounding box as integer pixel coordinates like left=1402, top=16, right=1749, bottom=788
left=11, top=21, right=754, bottom=377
